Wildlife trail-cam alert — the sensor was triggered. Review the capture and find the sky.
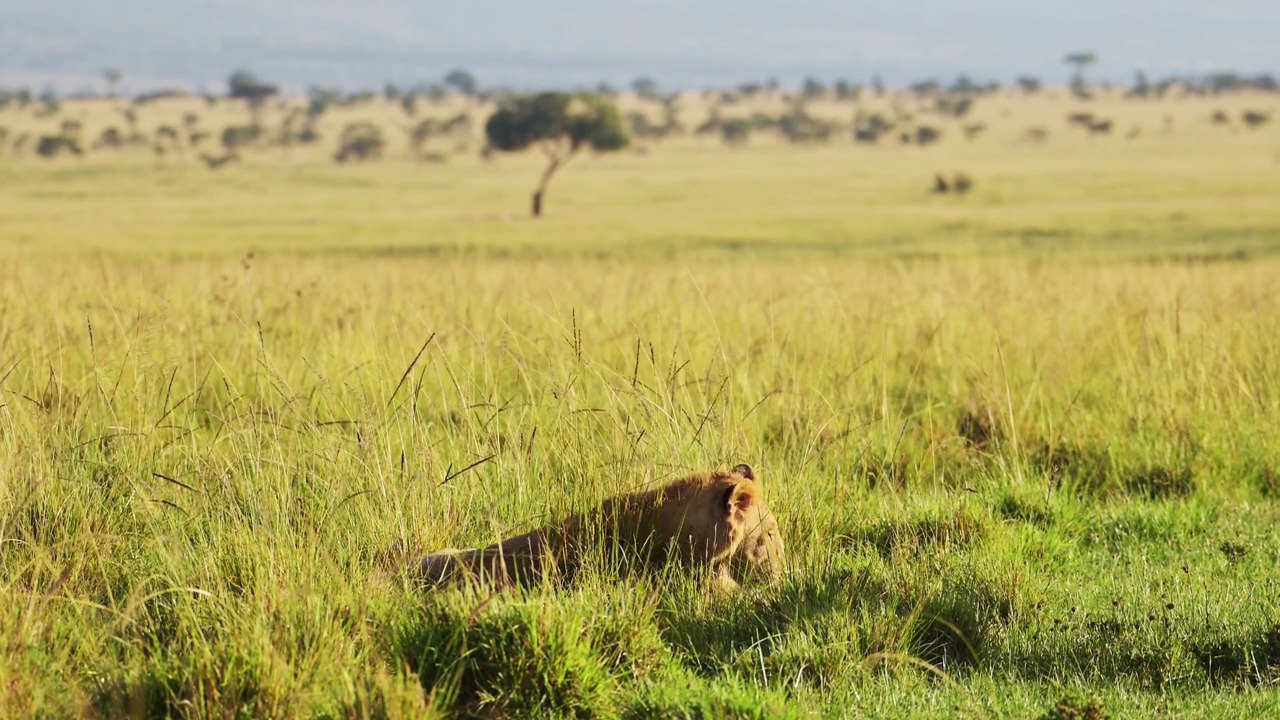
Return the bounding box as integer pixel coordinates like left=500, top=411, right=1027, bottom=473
left=2, top=0, right=1277, bottom=93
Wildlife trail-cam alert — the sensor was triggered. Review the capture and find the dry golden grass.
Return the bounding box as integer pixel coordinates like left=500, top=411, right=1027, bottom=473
left=1, top=90, right=1278, bottom=261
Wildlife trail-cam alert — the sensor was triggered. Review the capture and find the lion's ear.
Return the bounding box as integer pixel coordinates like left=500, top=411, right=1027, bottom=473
left=732, top=464, right=755, bottom=481
left=722, top=482, right=756, bottom=519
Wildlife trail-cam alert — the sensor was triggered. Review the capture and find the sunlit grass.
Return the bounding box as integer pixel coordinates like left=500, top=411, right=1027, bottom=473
left=1, top=92, right=1279, bottom=717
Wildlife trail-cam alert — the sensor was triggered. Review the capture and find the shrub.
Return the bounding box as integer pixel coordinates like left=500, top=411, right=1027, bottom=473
left=1242, top=111, right=1270, bottom=128
left=221, top=124, right=262, bottom=152
left=334, top=122, right=386, bottom=163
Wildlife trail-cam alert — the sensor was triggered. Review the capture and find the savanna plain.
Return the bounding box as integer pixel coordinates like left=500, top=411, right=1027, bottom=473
left=2, top=88, right=1280, bottom=718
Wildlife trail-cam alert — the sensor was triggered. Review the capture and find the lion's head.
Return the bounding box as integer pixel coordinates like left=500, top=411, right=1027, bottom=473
left=662, top=463, right=785, bottom=588
left=721, top=464, right=786, bottom=586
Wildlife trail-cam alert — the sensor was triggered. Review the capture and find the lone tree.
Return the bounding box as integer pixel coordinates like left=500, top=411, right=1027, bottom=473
left=228, top=70, right=278, bottom=104
left=632, top=77, right=660, bottom=99
left=443, top=69, right=478, bottom=96
left=484, top=92, right=629, bottom=218
left=103, top=69, right=122, bottom=98
left=1064, top=52, right=1097, bottom=95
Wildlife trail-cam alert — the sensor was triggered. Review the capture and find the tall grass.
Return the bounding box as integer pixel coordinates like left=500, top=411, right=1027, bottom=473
left=2, top=92, right=1279, bottom=716
left=2, top=254, right=1277, bottom=717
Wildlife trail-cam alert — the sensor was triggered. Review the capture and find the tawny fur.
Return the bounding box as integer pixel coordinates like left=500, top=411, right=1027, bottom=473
left=412, top=465, right=785, bottom=591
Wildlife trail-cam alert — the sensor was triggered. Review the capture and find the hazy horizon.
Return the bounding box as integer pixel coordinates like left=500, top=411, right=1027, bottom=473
left=3, top=0, right=1278, bottom=94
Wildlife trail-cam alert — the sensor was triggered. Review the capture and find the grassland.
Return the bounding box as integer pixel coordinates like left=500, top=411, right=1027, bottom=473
left=1, top=89, right=1279, bottom=718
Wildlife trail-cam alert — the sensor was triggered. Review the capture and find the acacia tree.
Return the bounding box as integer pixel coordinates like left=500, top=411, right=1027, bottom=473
left=103, top=69, right=122, bottom=98
left=1064, top=52, right=1097, bottom=93
left=228, top=70, right=278, bottom=106
left=443, top=69, right=478, bottom=96
left=484, top=92, right=629, bottom=217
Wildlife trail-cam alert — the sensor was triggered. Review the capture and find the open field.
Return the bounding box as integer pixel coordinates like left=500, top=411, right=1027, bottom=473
left=2, top=92, right=1280, bottom=718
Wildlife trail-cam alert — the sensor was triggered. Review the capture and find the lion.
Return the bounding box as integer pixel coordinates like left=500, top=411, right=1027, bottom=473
left=412, top=464, right=784, bottom=591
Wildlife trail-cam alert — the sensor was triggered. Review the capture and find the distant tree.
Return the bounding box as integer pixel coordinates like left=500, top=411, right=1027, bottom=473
left=443, top=69, right=478, bottom=96
left=746, top=112, right=777, bottom=132
left=407, top=112, right=472, bottom=158
left=1064, top=53, right=1097, bottom=77
left=627, top=112, right=665, bottom=140
left=409, top=118, right=441, bottom=156
left=155, top=125, right=182, bottom=155
left=718, top=118, right=752, bottom=145
left=853, top=112, right=894, bottom=143
left=409, top=114, right=471, bottom=157
left=296, top=123, right=319, bottom=145
left=36, top=135, right=82, bottom=158
left=228, top=70, right=278, bottom=104
left=935, top=95, right=974, bottom=118
left=308, top=87, right=341, bottom=118
left=834, top=80, right=861, bottom=101
left=632, top=77, right=660, bottom=99
left=103, top=69, right=122, bottom=98
left=334, top=122, right=385, bottom=162
left=122, top=108, right=139, bottom=140
left=35, top=89, right=60, bottom=118
left=801, top=77, right=826, bottom=99
left=221, top=124, right=262, bottom=153
left=778, top=110, right=834, bottom=143
left=694, top=112, right=721, bottom=137
left=134, top=89, right=186, bottom=105
left=1128, top=72, right=1152, bottom=99
left=910, top=80, right=940, bottom=97
left=484, top=92, right=629, bottom=217
left=914, top=126, right=941, bottom=146
left=442, top=113, right=472, bottom=134
left=949, top=75, right=979, bottom=94
left=629, top=98, right=683, bottom=141
left=1064, top=52, right=1097, bottom=97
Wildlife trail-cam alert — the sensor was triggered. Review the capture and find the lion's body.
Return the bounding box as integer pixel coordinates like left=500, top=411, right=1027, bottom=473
left=413, top=465, right=784, bottom=590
